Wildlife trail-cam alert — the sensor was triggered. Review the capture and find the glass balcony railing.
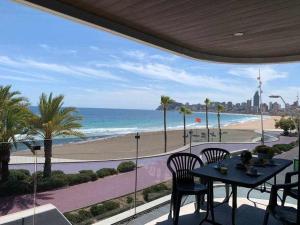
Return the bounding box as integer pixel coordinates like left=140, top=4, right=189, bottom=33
left=0, top=129, right=297, bottom=225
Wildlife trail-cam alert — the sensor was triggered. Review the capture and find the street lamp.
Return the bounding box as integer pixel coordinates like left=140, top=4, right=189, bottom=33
left=257, top=71, right=264, bottom=145
left=269, top=95, right=287, bottom=113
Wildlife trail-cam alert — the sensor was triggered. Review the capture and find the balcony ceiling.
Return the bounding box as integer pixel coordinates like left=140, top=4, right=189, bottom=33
left=17, top=0, right=300, bottom=63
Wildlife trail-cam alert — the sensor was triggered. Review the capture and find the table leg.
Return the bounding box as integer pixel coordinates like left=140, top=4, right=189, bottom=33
left=209, top=180, right=215, bottom=222
left=199, top=180, right=222, bottom=225
left=231, top=185, right=237, bottom=225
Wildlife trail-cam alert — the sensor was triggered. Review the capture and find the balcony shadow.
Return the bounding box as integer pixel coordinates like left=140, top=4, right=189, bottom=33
left=152, top=203, right=282, bottom=225
left=0, top=192, right=54, bottom=215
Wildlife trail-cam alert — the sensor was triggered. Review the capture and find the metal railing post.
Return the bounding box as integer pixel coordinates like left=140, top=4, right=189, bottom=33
left=189, top=130, right=193, bottom=153
left=134, top=133, right=140, bottom=216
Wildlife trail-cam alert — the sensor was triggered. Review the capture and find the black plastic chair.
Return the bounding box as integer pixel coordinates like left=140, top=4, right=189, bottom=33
left=201, top=148, right=231, bottom=202
left=263, top=182, right=298, bottom=225
left=167, top=152, right=208, bottom=225
left=282, top=171, right=298, bottom=206
left=201, top=148, right=230, bottom=164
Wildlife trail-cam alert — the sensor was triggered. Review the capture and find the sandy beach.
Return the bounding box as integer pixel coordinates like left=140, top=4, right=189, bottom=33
left=225, top=115, right=281, bottom=130
left=13, top=116, right=280, bottom=160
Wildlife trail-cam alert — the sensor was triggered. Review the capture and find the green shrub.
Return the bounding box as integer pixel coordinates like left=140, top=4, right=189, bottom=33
left=9, top=169, right=30, bottom=180
left=64, top=212, right=85, bottom=224
left=0, top=170, right=32, bottom=196
left=90, top=204, right=106, bottom=217
left=79, top=170, right=97, bottom=181
left=64, top=210, right=93, bottom=224
left=0, top=176, right=32, bottom=196
left=253, top=145, right=275, bottom=157
left=103, top=201, right=120, bottom=211
left=96, top=168, right=117, bottom=178
left=67, top=173, right=91, bottom=186
left=78, top=209, right=92, bottom=220
left=52, top=170, right=65, bottom=176
left=117, top=161, right=136, bottom=173
left=90, top=201, right=120, bottom=217
left=142, top=183, right=169, bottom=202
left=273, top=144, right=294, bottom=152
left=37, top=174, right=68, bottom=191
left=275, top=117, right=295, bottom=135
left=9, top=169, right=31, bottom=180
left=32, top=171, right=44, bottom=180
left=126, top=196, right=133, bottom=204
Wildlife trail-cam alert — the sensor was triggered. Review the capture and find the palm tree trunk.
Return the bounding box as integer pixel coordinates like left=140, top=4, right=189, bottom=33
left=218, top=112, right=221, bottom=142
left=44, top=139, right=52, bottom=177
left=183, top=114, right=186, bottom=145
left=206, top=105, right=209, bottom=142
left=0, top=143, right=11, bottom=182
left=164, top=108, right=167, bottom=153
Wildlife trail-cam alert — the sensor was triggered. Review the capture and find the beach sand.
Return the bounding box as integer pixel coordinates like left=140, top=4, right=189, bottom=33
left=225, top=115, right=280, bottom=130
left=13, top=116, right=280, bottom=160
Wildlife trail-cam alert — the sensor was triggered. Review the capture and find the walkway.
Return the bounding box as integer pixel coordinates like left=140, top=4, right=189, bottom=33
left=0, top=134, right=297, bottom=216
left=9, top=135, right=296, bottom=174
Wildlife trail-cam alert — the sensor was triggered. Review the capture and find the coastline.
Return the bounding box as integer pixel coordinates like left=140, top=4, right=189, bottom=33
left=224, top=115, right=280, bottom=130
left=13, top=116, right=280, bottom=160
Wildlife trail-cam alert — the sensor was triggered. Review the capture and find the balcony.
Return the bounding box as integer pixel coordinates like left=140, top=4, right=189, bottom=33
left=0, top=130, right=298, bottom=225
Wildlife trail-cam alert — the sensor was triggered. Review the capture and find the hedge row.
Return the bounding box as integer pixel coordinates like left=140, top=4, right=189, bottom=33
left=64, top=201, right=120, bottom=224
left=253, top=142, right=295, bottom=156
left=0, top=161, right=136, bottom=197
left=142, top=183, right=170, bottom=202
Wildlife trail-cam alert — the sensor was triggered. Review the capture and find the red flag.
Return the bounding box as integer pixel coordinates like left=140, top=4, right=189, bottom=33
left=195, top=117, right=201, bottom=123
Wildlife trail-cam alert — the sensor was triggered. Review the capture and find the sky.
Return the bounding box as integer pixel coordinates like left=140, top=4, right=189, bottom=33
left=0, top=0, right=299, bottom=110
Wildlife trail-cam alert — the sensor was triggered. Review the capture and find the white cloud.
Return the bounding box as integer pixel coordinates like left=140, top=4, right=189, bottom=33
left=89, top=46, right=100, bottom=51
left=264, top=86, right=300, bottom=105
left=0, top=55, right=124, bottom=81
left=67, top=87, right=161, bottom=109
left=0, top=67, right=56, bottom=82
left=39, top=44, right=77, bottom=55
left=117, top=62, right=251, bottom=94
left=124, top=50, right=177, bottom=62
left=124, top=50, right=146, bottom=60
left=229, top=66, right=287, bottom=83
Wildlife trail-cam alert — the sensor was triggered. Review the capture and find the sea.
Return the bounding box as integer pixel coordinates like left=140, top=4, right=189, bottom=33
left=26, top=107, right=260, bottom=146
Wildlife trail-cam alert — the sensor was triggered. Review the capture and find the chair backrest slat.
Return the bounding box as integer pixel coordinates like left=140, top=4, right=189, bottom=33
left=167, top=153, right=203, bottom=186
left=201, top=148, right=230, bottom=164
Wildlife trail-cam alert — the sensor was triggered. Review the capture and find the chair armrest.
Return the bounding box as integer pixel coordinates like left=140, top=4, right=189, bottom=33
left=285, top=171, right=299, bottom=183
left=269, top=182, right=298, bottom=208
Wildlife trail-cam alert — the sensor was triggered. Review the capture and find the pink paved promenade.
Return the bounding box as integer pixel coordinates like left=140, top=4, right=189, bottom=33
left=0, top=159, right=170, bottom=215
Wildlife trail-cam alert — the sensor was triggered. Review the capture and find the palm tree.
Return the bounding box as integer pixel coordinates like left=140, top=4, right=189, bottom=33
left=0, top=85, right=31, bottom=181
left=217, top=104, right=224, bottom=142
left=30, top=93, right=84, bottom=177
left=179, top=106, right=192, bottom=145
left=204, top=98, right=210, bottom=142
left=160, top=95, right=173, bottom=153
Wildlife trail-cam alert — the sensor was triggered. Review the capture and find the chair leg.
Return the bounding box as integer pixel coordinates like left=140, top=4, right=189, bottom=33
left=263, top=210, right=269, bottom=225
left=281, top=191, right=287, bottom=206
left=174, top=193, right=182, bottom=225
left=195, top=194, right=201, bottom=212
left=170, top=191, right=174, bottom=217
left=225, top=184, right=230, bottom=199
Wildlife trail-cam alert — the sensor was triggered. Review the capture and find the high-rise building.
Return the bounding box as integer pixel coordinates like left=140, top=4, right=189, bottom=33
left=261, top=103, right=268, bottom=113
left=269, top=102, right=273, bottom=111
left=246, top=99, right=252, bottom=112
left=253, top=91, right=259, bottom=108
left=253, top=91, right=260, bottom=113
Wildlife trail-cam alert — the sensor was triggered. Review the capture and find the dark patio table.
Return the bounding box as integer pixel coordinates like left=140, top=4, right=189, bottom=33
left=191, top=156, right=292, bottom=225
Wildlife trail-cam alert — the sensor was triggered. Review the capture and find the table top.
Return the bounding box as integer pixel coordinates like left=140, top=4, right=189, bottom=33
left=191, top=156, right=292, bottom=188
